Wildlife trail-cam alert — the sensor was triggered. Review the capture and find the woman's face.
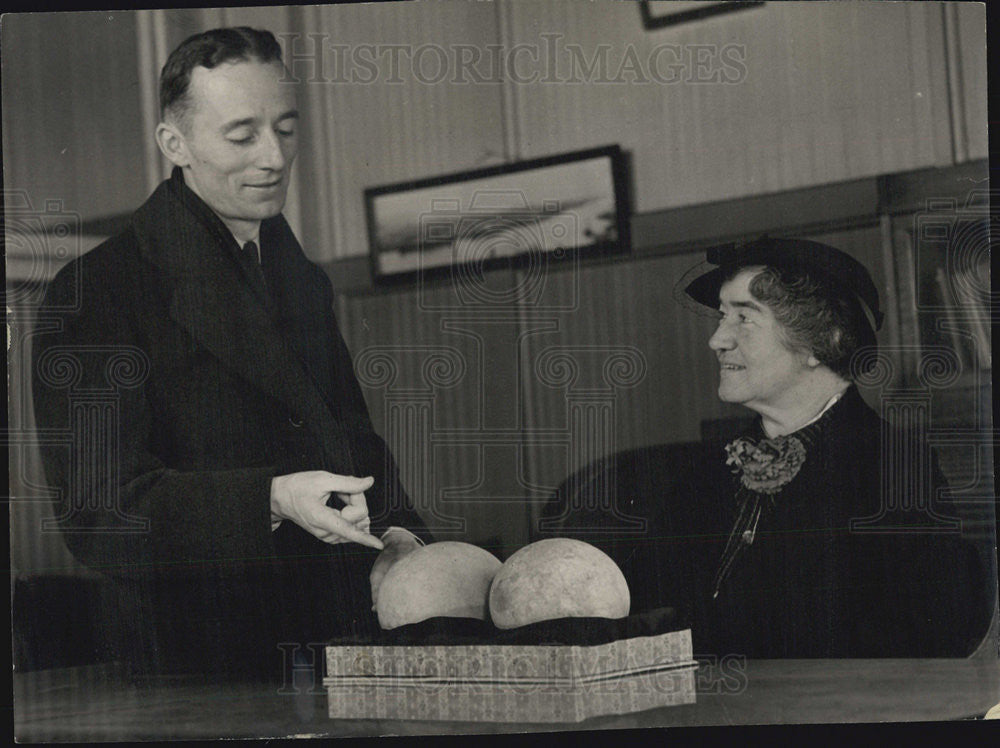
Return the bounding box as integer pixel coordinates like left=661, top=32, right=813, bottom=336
left=708, top=267, right=816, bottom=415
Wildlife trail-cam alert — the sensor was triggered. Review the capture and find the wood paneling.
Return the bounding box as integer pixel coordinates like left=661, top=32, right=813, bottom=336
left=948, top=3, right=988, bottom=161
left=506, top=1, right=955, bottom=211
left=4, top=3, right=984, bottom=255
left=333, top=252, right=752, bottom=553
left=1, top=12, right=147, bottom=220
left=286, top=2, right=508, bottom=261
left=335, top=272, right=536, bottom=555
left=631, top=175, right=881, bottom=254
left=4, top=12, right=149, bottom=579
left=514, top=252, right=743, bottom=532
left=4, top=5, right=990, bottom=574
left=334, top=219, right=919, bottom=543
left=8, top=315, right=92, bottom=579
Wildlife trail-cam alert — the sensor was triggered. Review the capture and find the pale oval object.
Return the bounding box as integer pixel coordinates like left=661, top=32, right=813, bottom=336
left=489, top=538, right=630, bottom=629
left=376, top=541, right=503, bottom=630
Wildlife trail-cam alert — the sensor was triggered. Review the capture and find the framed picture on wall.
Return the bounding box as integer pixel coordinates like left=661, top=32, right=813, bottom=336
left=364, top=145, right=631, bottom=283
left=639, top=1, right=765, bottom=30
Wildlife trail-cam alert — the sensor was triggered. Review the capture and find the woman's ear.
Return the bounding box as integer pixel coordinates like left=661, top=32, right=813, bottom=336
left=155, top=121, right=191, bottom=168
left=807, top=327, right=843, bottom=368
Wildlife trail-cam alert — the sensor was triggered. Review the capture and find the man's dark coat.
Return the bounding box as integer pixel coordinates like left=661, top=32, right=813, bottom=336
left=32, top=169, right=429, bottom=678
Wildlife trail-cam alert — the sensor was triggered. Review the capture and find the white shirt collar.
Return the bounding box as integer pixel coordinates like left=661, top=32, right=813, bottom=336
left=761, top=386, right=850, bottom=439
left=231, top=229, right=261, bottom=261
left=799, top=388, right=848, bottom=430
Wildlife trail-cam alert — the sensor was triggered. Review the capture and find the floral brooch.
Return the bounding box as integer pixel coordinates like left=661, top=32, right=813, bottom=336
left=724, top=435, right=807, bottom=495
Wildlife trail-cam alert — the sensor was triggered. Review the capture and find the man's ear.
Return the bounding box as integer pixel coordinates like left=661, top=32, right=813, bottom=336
left=806, top=353, right=821, bottom=368
left=155, top=121, right=191, bottom=168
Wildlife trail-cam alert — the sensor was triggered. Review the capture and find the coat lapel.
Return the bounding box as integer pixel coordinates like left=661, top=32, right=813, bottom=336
left=130, top=180, right=354, bottom=467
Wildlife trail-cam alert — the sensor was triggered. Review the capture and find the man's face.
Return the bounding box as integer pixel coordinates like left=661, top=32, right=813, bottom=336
left=708, top=267, right=815, bottom=415
left=174, top=59, right=298, bottom=226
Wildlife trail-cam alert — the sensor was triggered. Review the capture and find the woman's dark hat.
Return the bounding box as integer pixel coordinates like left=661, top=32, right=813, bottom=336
left=682, top=236, right=885, bottom=335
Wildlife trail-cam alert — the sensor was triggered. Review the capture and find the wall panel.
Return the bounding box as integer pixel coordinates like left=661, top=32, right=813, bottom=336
left=336, top=271, right=536, bottom=555
left=506, top=1, right=955, bottom=212
left=332, top=220, right=911, bottom=545
left=288, top=2, right=508, bottom=261
left=514, top=252, right=743, bottom=530
left=1, top=12, right=147, bottom=221
left=4, top=4, right=988, bottom=576
left=950, top=3, right=988, bottom=161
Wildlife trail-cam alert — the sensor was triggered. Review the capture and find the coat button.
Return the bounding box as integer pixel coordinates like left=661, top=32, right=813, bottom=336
left=289, top=416, right=304, bottom=428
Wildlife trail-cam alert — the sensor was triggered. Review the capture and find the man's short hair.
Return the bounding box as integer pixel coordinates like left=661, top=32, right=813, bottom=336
left=159, top=27, right=283, bottom=127
left=722, top=263, right=872, bottom=379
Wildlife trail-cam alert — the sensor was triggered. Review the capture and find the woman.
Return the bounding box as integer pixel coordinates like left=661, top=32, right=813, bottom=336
left=644, top=237, right=992, bottom=658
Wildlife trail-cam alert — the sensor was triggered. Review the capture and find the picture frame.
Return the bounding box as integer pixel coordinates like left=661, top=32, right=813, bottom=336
left=639, top=1, right=765, bottom=30
left=364, top=145, right=631, bottom=284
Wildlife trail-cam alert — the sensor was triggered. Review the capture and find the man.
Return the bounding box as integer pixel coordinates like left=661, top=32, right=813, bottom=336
left=32, top=27, right=427, bottom=679
left=658, top=237, right=992, bottom=657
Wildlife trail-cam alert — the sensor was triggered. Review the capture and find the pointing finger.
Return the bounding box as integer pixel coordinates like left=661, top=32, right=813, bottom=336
left=314, top=510, right=384, bottom=550
left=321, top=474, right=375, bottom=494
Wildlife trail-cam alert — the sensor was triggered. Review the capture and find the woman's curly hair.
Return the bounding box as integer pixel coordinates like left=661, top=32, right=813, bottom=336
left=726, top=263, right=872, bottom=379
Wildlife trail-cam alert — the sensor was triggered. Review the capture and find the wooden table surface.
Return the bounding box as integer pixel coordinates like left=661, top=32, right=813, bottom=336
left=13, top=657, right=999, bottom=741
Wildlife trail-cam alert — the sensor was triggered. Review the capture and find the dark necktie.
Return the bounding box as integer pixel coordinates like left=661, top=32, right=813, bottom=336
left=242, top=240, right=267, bottom=295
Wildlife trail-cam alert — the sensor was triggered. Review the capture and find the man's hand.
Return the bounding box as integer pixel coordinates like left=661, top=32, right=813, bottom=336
left=270, top=471, right=384, bottom=550
left=370, top=528, right=423, bottom=609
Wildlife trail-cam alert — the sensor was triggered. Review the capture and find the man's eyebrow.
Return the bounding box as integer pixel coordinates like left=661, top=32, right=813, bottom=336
left=221, top=117, right=256, bottom=133
left=220, top=111, right=298, bottom=132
